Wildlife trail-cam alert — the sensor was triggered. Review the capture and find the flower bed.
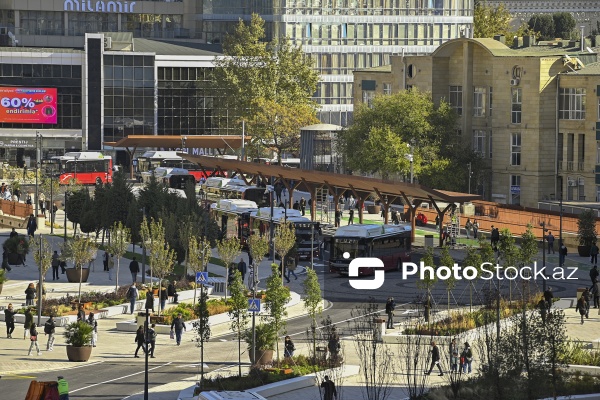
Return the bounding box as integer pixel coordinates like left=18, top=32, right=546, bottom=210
left=160, top=299, right=231, bottom=325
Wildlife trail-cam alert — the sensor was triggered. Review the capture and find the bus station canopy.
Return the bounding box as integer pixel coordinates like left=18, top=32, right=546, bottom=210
left=181, top=154, right=480, bottom=204
left=104, top=135, right=250, bottom=150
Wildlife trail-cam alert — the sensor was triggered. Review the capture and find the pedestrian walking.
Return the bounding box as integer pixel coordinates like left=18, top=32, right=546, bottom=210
left=593, top=280, right=600, bottom=309
left=237, top=258, right=247, bottom=282
left=44, top=315, right=56, bottom=351
left=328, top=331, right=341, bottom=361
left=148, top=323, right=157, bottom=358
left=334, top=210, right=341, bottom=227
left=591, top=243, right=599, bottom=265
left=76, top=305, right=85, bottom=322
left=39, top=192, right=46, bottom=216
left=450, top=338, right=459, bottom=373
left=544, top=287, right=554, bottom=309
left=25, top=282, right=36, bottom=306
left=26, top=214, right=37, bottom=237
left=547, top=232, right=555, bottom=254
left=300, top=197, right=306, bottom=216
left=170, top=313, right=186, bottom=346
left=168, top=281, right=179, bottom=303
left=134, top=326, right=146, bottom=358
left=577, top=295, right=587, bottom=324
left=538, top=296, right=548, bottom=324
left=424, top=340, right=443, bottom=376
left=461, top=342, right=473, bottom=374
left=287, top=261, right=298, bottom=281
left=160, top=286, right=168, bottom=311
left=348, top=208, right=354, bottom=225
left=23, top=307, right=33, bottom=339
left=127, top=283, right=139, bottom=314
left=51, top=251, right=60, bottom=281
left=28, top=323, right=41, bottom=356
left=284, top=335, right=295, bottom=358
left=559, top=243, right=568, bottom=266
left=321, top=375, right=337, bottom=400
left=385, top=297, right=395, bottom=329
left=107, top=254, right=115, bottom=280
left=129, top=256, right=140, bottom=283
left=145, top=287, right=155, bottom=312
left=5, top=303, right=16, bottom=338
left=465, top=218, right=472, bottom=239
left=87, top=313, right=98, bottom=347
left=590, top=265, right=599, bottom=285
left=57, top=376, right=69, bottom=400
left=472, top=220, right=479, bottom=239
left=102, top=250, right=109, bottom=271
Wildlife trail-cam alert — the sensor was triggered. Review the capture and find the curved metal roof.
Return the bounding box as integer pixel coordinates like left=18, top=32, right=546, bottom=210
left=300, top=124, right=343, bottom=131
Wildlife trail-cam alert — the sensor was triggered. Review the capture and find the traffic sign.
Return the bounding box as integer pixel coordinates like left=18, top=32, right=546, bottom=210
left=196, top=272, right=209, bottom=284
left=248, top=298, right=261, bottom=312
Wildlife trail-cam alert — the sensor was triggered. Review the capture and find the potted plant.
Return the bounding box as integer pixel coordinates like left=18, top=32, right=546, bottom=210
left=366, top=194, right=381, bottom=215
left=63, top=321, right=94, bottom=362
left=577, top=209, right=597, bottom=257
left=3, top=235, right=29, bottom=266
left=61, top=237, right=96, bottom=285
left=0, top=268, right=7, bottom=295
left=244, top=323, right=276, bottom=366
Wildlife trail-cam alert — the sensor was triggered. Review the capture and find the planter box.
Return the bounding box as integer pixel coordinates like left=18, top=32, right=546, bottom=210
left=7, top=252, right=25, bottom=266
left=66, top=268, right=90, bottom=283
left=66, top=345, right=93, bottom=362
left=578, top=245, right=591, bottom=257
left=367, top=205, right=381, bottom=214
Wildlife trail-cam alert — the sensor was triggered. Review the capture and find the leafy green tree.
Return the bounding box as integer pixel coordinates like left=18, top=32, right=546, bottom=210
left=228, top=270, right=251, bottom=377
left=61, top=237, right=97, bottom=303
left=273, top=221, right=296, bottom=284
left=188, top=236, right=212, bottom=307
left=474, top=2, right=514, bottom=39
left=216, top=237, right=242, bottom=300
left=146, top=219, right=176, bottom=316
left=464, top=245, right=483, bottom=311
left=264, top=263, right=292, bottom=361
left=65, top=189, right=87, bottom=236
left=101, top=171, right=134, bottom=229
left=79, top=193, right=100, bottom=236
left=31, top=234, right=52, bottom=323
left=248, top=234, right=269, bottom=269
left=106, top=221, right=131, bottom=293
left=528, top=14, right=555, bottom=40
left=212, top=14, right=319, bottom=159
left=439, top=246, right=455, bottom=313
left=553, top=12, right=576, bottom=39
left=303, top=267, right=322, bottom=361
left=193, top=289, right=211, bottom=391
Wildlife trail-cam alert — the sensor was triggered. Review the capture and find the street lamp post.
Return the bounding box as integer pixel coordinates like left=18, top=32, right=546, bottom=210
left=468, top=162, right=472, bottom=194
left=49, top=168, right=54, bottom=234
left=540, top=222, right=547, bottom=293
left=35, top=132, right=41, bottom=219
left=36, top=234, right=43, bottom=326
left=141, top=207, right=146, bottom=284
left=265, top=188, right=275, bottom=261
left=559, top=177, right=564, bottom=268
left=181, top=136, right=187, bottom=169
left=406, top=153, right=414, bottom=184
left=63, top=194, right=68, bottom=242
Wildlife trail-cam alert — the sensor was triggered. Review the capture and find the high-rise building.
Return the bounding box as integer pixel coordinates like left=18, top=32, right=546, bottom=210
left=0, top=1, right=473, bottom=126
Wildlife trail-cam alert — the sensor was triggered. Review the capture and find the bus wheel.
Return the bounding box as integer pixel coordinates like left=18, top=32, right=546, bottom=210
left=96, top=177, right=102, bottom=185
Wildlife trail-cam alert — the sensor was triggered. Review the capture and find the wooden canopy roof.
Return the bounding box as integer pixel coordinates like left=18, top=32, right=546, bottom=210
left=182, top=154, right=480, bottom=204
left=104, top=135, right=250, bottom=149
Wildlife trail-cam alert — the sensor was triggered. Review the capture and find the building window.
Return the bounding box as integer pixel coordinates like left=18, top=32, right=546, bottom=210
left=473, top=129, right=485, bottom=157
left=558, top=133, right=564, bottom=170
left=362, top=90, right=375, bottom=107
left=559, top=88, right=586, bottom=120
left=473, top=86, right=486, bottom=117
left=578, top=133, right=585, bottom=171
left=597, top=97, right=600, bottom=120
left=511, top=88, right=522, bottom=124
left=567, top=133, right=574, bottom=170
left=510, top=175, right=521, bottom=205
left=597, top=141, right=600, bottom=164
left=579, top=180, right=585, bottom=201
left=449, top=86, right=462, bottom=116
left=511, top=133, right=521, bottom=166
left=489, top=87, right=493, bottom=117
left=383, top=83, right=392, bottom=95
left=489, top=130, right=493, bottom=159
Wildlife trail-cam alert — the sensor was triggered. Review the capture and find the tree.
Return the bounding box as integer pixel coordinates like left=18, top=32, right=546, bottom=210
left=248, top=234, right=269, bottom=269
left=65, top=189, right=87, bottom=236
left=474, top=3, right=530, bottom=39
left=145, top=218, right=176, bottom=316
left=263, top=263, right=291, bottom=361
left=528, top=14, right=555, bottom=40
left=106, top=221, right=131, bottom=293
left=273, top=221, right=296, bottom=284
left=338, top=89, right=458, bottom=184
left=463, top=245, right=483, bottom=311
left=61, top=237, right=97, bottom=303
left=193, top=289, right=211, bottom=391
left=439, top=246, right=456, bottom=313
left=216, top=236, right=242, bottom=300
left=228, top=270, right=251, bottom=377
left=497, top=228, right=520, bottom=303
left=188, top=236, right=212, bottom=307
left=31, top=234, right=52, bottom=324
left=302, top=267, right=322, bottom=362
left=553, top=12, right=576, bottom=39
left=212, top=14, right=320, bottom=159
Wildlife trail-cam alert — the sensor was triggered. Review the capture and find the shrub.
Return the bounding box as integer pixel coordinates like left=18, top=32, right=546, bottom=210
left=63, top=321, right=93, bottom=347
left=3, top=235, right=30, bottom=254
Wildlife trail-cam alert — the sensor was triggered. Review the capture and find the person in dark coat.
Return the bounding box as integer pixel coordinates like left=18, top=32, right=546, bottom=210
left=237, top=258, right=247, bottom=282
left=76, top=305, right=85, bottom=322
left=134, top=325, right=146, bottom=358
left=300, top=197, right=306, bottom=216
left=145, top=288, right=155, bottom=312
left=170, top=313, right=186, bottom=346
left=25, top=282, right=36, bottom=306
left=4, top=303, right=16, bottom=338
left=348, top=208, right=354, bottom=225
left=26, top=214, right=37, bottom=237
left=320, top=375, right=337, bottom=400
left=51, top=251, right=60, bottom=281
left=167, top=281, right=179, bottom=304
left=9, top=228, right=17, bottom=238
left=23, top=307, right=33, bottom=340
left=425, top=341, right=443, bottom=376
left=385, top=297, right=395, bottom=329
left=159, top=286, right=168, bottom=311
left=129, top=256, right=140, bottom=283
left=284, top=335, right=295, bottom=358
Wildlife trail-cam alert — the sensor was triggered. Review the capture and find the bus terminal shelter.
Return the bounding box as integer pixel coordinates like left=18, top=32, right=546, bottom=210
left=181, top=154, right=480, bottom=246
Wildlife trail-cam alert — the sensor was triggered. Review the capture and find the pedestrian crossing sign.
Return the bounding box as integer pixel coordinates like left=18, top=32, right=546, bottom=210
left=248, top=298, right=261, bottom=312
left=196, top=272, right=209, bottom=284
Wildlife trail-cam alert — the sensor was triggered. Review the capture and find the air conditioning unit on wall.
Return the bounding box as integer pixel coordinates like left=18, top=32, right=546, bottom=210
left=510, top=78, right=520, bottom=86
left=567, top=178, right=577, bottom=187
left=103, top=37, right=112, bottom=50
left=578, top=177, right=585, bottom=185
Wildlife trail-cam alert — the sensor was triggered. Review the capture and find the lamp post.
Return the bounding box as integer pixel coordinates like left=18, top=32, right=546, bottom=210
left=63, top=193, right=68, bottom=242
left=35, top=132, right=41, bottom=218
left=49, top=167, right=54, bottom=234
left=140, top=207, right=146, bottom=284
left=559, top=177, right=564, bottom=268
left=36, top=234, right=43, bottom=326
left=540, top=221, right=548, bottom=293
left=406, top=152, right=414, bottom=184
left=181, top=136, right=187, bottom=169
left=468, top=162, right=472, bottom=194
left=265, top=188, right=275, bottom=261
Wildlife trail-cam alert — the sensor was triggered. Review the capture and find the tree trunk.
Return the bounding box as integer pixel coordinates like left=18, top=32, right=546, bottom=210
left=115, top=258, right=120, bottom=293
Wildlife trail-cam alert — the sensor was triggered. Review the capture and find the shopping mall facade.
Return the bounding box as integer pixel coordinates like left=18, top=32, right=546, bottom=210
left=0, top=0, right=473, bottom=165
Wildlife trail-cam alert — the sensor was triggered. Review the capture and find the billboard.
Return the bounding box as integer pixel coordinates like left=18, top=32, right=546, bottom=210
left=0, top=87, right=58, bottom=124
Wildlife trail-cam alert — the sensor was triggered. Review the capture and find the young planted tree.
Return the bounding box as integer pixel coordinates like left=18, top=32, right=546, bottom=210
left=463, top=246, right=483, bottom=311
left=439, top=246, right=456, bottom=313
left=302, top=267, right=323, bottom=362
left=248, top=234, right=269, bottom=290
left=273, top=221, right=296, bottom=284
left=228, top=269, right=251, bottom=377
left=106, top=221, right=131, bottom=293
left=194, top=289, right=211, bottom=391
left=416, top=247, right=437, bottom=324
left=31, top=235, right=52, bottom=325
left=263, top=263, right=292, bottom=361
left=497, top=228, right=520, bottom=303
left=216, top=236, right=242, bottom=300
left=188, top=236, right=212, bottom=307
left=61, top=237, right=97, bottom=303
left=146, top=218, right=176, bottom=316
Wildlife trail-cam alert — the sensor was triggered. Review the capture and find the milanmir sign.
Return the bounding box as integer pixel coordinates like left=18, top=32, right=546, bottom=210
left=64, top=0, right=137, bottom=13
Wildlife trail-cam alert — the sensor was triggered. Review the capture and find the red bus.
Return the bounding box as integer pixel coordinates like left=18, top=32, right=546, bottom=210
left=329, top=224, right=412, bottom=276
left=50, top=151, right=113, bottom=185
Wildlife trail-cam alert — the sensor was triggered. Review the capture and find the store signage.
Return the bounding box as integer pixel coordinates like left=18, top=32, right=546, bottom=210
left=64, top=0, right=137, bottom=13
left=0, top=139, right=35, bottom=148
left=0, top=87, right=57, bottom=124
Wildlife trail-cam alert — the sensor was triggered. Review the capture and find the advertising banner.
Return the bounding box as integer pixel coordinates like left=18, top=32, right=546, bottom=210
left=0, top=87, right=58, bottom=124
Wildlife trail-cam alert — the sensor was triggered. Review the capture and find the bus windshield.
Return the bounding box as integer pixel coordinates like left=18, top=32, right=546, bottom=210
left=332, top=238, right=367, bottom=259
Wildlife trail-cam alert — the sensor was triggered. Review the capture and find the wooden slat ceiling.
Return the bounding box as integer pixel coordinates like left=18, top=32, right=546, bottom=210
left=182, top=154, right=481, bottom=204
left=104, top=135, right=250, bottom=149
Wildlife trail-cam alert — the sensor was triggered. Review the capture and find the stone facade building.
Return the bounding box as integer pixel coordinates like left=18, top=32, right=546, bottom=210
left=353, top=37, right=600, bottom=207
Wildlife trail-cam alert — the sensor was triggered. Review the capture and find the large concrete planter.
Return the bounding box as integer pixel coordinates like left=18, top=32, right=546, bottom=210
left=250, top=349, right=274, bottom=366
left=66, top=268, right=90, bottom=283
left=7, top=252, right=25, bottom=266
left=66, top=345, right=93, bottom=362
left=367, top=205, right=381, bottom=214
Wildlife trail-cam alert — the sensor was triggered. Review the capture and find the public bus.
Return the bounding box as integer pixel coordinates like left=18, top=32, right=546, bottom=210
left=216, top=185, right=271, bottom=208
left=135, top=151, right=217, bottom=183
left=49, top=151, right=113, bottom=185
left=160, top=168, right=196, bottom=190
left=248, top=207, right=322, bottom=259
left=329, top=223, right=412, bottom=276
left=210, top=199, right=258, bottom=244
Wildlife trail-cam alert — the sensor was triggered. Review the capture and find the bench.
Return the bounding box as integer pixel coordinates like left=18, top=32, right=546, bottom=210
left=207, top=277, right=226, bottom=293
